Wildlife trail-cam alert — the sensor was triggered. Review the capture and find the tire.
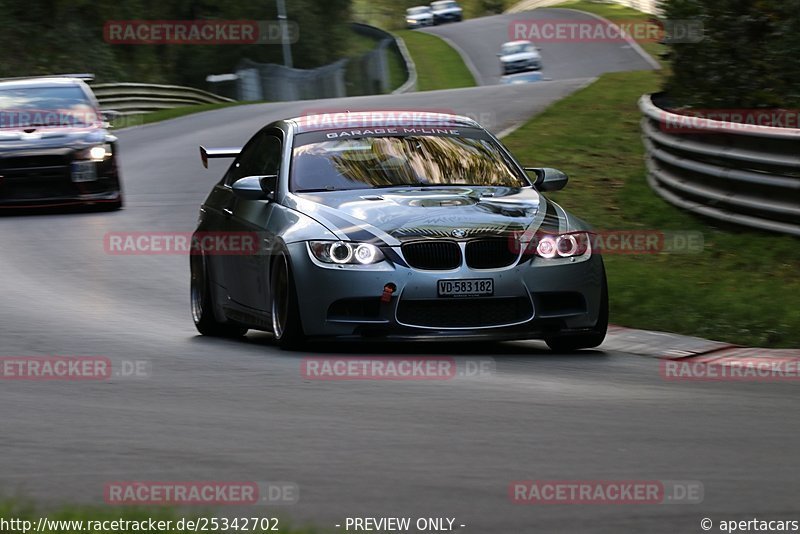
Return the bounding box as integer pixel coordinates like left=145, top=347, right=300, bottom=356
left=190, top=253, right=248, bottom=338
left=545, top=267, right=609, bottom=352
left=270, top=251, right=305, bottom=350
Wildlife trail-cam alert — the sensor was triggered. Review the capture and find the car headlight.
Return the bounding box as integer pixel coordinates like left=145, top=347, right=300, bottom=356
left=77, top=143, right=113, bottom=162
left=309, top=241, right=385, bottom=265
left=534, top=232, right=591, bottom=259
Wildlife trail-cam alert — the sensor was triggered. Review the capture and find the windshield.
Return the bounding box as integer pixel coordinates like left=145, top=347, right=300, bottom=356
left=0, top=85, right=97, bottom=128
left=502, top=43, right=534, bottom=55
left=407, top=7, right=431, bottom=14
left=432, top=1, right=457, bottom=8
left=291, top=133, right=527, bottom=192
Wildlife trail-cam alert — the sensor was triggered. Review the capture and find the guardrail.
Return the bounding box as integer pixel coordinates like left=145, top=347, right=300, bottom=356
left=639, top=94, right=800, bottom=236
left=91, top=82, right=235, bottom=115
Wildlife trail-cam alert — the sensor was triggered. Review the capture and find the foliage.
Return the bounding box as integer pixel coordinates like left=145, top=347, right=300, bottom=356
left=661, top=0, right=800, bottom=107
left=0, top=0, right=353, bottom=87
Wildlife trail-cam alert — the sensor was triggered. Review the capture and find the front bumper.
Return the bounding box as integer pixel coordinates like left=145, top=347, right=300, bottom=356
left=288, top=241, right=605, bottom=341
left=407, top=19, right=433, bottom=28
left=0, top=150, right=122, bottom=208
left=502, top=61, right=541, bottom=74
left=434, top=12, right=462, bottom=23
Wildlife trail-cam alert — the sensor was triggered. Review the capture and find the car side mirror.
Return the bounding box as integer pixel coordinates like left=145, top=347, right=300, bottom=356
left=100, top=109, right=121, bottom=123
left=232, top=175, right=277, bottom=200
left=524, top=167, right=568, bottom=192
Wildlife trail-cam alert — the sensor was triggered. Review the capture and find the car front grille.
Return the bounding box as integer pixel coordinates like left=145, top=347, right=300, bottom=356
left=397, top=297, right=533, bottom=328
left=465, top=238, right=518, bottom=269
left=0, top=154, right=74, bottom=200
left=401, top=241, right=462, bottom=270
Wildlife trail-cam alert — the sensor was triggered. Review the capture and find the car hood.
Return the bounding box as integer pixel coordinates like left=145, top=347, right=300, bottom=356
left=288, top=186, right=573, bottom=245
left=0, top=125, right=109, bottom=152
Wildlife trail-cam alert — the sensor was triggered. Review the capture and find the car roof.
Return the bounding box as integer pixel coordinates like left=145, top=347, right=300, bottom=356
left=288, top=110, right=481, bottom=134
left=0, top=77, right=88, bottom=90
left=502, top=40, right=533, bottom=47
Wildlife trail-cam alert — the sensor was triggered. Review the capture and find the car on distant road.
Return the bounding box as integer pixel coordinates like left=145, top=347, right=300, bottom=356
left=406, top=6, right=434, bottom=28
left=191, top=111, right=607, bottom=351
left=430, top=0, right=463, bottom=24
left=499, top=40, right=542, bottom=75
left=0, top=75, right=123, bottom=210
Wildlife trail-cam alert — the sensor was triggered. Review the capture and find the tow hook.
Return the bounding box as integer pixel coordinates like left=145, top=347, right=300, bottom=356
left=381, top=283, right=397, bottom=303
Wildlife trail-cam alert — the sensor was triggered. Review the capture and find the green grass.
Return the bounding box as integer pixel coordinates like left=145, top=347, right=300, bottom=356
left=502, top=67, right=800, bottom=348
left=395, top=30, right=476, bottom=91
left=0, top=501, right=323, bottom=534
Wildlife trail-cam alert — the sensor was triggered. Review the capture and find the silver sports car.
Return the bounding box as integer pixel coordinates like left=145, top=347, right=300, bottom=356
left=190, top=111, right=607, bottom=350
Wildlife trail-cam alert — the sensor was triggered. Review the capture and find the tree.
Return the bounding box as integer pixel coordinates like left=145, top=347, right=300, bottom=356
left=662, top=0, right=800, bottom=109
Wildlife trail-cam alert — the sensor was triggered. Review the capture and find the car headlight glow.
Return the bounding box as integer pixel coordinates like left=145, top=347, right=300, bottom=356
left=535, top=232, right=591, bottom=259
left=77, top=144, right=112, bottom=162
left=309, top=241, right=385, bottom=265
left=536, top=236, right=558, bottom=259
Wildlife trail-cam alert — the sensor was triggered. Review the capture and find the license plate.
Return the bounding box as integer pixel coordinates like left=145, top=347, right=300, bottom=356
left=437, top=278, right=494, bottom=298
left=71, top=161, right=97, bottom=182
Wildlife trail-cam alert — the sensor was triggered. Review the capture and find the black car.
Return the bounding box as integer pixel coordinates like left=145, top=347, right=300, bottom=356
left=0, top=76, right=123, bottom=210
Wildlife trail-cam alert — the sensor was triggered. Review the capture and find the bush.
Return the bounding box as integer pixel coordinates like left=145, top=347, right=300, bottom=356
left=662, top=0, right=800, bottom=108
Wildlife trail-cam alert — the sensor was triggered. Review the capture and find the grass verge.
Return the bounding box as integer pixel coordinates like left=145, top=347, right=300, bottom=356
left=395, top=30, right=476, bottom=91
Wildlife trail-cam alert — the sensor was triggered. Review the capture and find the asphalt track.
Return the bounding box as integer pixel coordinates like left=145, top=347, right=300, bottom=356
left=1, top=8, right=797, bottom=534
left=421, top=8, right=658, bottom=85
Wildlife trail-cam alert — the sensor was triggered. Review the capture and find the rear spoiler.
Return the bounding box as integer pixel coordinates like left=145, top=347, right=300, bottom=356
left=199, top=146, right=241, bottom=169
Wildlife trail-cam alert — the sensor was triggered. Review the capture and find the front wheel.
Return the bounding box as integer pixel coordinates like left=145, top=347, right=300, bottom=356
left=190, top=253, right=247, bottom=338
left=545, top=269, right=608, bottom=352
left=270, top=251, right=305, bottom=350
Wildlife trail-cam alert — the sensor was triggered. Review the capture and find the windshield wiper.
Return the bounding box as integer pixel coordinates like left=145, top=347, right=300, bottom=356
left=294, top=187, right=340, bottom=193
left=371, top=183, right=443, bottom=189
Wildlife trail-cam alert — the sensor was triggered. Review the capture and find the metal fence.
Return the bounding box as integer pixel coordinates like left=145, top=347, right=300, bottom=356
left=91, top=83, right=234, bottom=116
left=235, top=23, right=412, bottom=102
left=640, top=94, right=800, bottom=236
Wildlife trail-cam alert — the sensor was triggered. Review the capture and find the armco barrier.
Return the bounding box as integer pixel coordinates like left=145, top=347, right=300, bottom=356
left=91, top=82, right=235, bottom=115
left=639, top=94, right=800, bottom=236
